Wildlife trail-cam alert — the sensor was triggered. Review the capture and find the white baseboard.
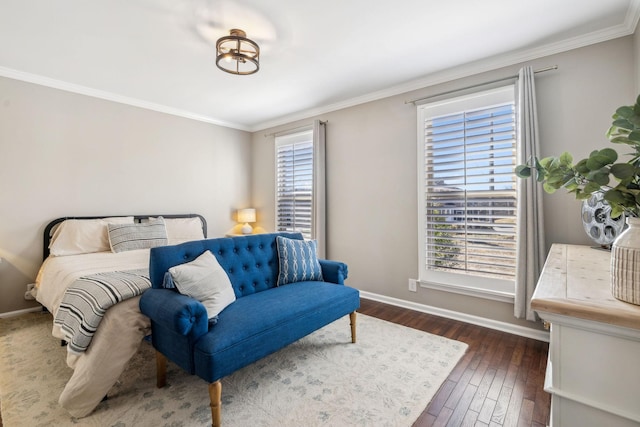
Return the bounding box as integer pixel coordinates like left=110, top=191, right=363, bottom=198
left=359, top=290, right=550, bottom=343
left=0, top=306, right=43, bottom=319
left=3, top=295, right=548, bottom=341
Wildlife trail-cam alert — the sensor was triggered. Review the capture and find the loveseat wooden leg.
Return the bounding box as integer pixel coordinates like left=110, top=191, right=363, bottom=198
left=349, top=311, right=357, bottom=343
left=156, top=351, right=167, bottom=388
left=209, top=380, right=222, bottom=427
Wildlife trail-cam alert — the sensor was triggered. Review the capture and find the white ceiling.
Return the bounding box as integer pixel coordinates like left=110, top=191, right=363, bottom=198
left=1, top=0, right=639, bottom=131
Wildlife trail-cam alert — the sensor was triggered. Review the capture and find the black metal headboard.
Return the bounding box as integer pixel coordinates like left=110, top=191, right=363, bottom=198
left=43, top=214, right=207, bottom=260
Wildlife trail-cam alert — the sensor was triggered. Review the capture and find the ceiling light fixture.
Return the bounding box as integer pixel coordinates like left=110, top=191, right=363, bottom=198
left=216, top=29, right=260, bottom=75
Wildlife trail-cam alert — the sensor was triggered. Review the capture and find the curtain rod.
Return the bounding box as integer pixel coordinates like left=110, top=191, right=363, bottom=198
left=263, top=120, right=327, bottom=138
left=405, top=65, right=558, bottom=105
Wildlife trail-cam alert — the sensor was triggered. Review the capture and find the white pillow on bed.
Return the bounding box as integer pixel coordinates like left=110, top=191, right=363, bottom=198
left=169, top=250, right=236, bottom=319
left=49, top=217, right=134, bottom=256
left=147, top=217, right=204, bottom=244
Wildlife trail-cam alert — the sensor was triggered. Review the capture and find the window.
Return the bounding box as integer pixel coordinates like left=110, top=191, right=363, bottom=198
left=417, top=86, right=517, bottom=299
left=275, top=129, right=314, bottom=239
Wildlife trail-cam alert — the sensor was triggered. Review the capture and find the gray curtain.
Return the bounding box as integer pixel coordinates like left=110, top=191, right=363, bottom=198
left=515, top=66, right=546, bottom=321
left=312, top=120, right=327, bottom=258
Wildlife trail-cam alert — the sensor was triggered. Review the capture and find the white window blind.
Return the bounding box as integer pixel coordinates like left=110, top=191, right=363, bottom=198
left=418, top=86, right=517, bottom=294
left=275, top=129, right=314, bottom=239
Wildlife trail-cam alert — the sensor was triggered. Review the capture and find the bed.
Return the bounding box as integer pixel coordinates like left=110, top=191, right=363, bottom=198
left=34, top=214, right=207, bottom=418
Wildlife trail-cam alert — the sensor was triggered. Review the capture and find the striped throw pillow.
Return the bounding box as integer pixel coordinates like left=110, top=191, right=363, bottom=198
left=276, top=236, right=323, bottom=286
left=108, top=217, right=168, bottom=253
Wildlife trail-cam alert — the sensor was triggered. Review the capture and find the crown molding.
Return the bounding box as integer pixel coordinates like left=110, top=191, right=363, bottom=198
left=251, top=2, right=640, bottom=132
left=625, top=0, right=640, bottom=29
left=0, top=66, right=251, bottom=132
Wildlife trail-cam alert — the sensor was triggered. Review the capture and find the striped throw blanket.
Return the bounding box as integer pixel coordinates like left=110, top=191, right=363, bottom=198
left=54, top=269, right=151, bottom=354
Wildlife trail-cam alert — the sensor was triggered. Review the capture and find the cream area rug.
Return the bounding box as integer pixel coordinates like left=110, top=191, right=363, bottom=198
left=0, top=311, right=467, bottom=427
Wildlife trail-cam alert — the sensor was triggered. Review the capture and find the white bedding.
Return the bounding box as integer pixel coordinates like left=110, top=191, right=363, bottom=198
left=35, top=249, right=152, bottom=418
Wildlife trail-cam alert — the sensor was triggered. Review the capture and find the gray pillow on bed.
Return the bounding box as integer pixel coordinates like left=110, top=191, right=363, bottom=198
left=107, top=217, right=168, bottom=253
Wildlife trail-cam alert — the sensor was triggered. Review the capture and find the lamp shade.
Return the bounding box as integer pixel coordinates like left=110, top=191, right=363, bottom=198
left=237, top=208, right=256, bottom=224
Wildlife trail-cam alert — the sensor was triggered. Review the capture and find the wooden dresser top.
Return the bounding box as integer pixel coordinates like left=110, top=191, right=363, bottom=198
left=531, top=243, right=640, bottom=330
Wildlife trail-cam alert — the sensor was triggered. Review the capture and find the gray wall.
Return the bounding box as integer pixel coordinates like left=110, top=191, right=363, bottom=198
left=635, top=25, right=640, bottom=93
left=2, top=33, right=636, bottom=322
left=0, top=77, right=251, bottom=314
left=251, top=36, right=637, bottom=330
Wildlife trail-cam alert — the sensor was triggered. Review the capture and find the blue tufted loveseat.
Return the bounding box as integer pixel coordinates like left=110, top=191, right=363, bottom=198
left=139, top=232, right=360, bottom=427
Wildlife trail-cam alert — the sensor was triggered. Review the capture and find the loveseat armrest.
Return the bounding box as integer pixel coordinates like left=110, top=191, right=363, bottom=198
left=319, top=260, right=349, bottom=285
left=139, top=288, right=209, bottom=339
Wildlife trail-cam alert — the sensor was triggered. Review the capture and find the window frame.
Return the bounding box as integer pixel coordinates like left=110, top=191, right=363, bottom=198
left=417, top=85, right=517, bottom=302
left=274, top=128, right=315, bottom=239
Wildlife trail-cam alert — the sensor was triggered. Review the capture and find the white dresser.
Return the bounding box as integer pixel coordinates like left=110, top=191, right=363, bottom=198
left=532, top=244, right=640, bottom=427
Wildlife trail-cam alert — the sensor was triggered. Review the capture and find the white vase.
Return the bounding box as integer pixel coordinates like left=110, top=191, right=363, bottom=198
left=610, top=217, right=640, bottom=305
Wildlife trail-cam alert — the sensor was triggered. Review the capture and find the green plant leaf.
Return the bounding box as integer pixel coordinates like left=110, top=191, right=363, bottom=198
left=610, top=205, right=624, bottom=218
left=611, top=190, right=636, bottom=207
left=604, top=189, right=626, bottom=204
left=593, top=171, right=610, bottom=186
left=559, top=151, right=572, bottom=165
left=612, top=118, right=633, bottom=130
left=550, top=157, right=563, bottom=169
left=574, top=159, right=589, bottom=174
left=606, top=126, right=615, bottom=139
left=610, top=136, right=632, bottom=145
left=586, top=157, right=603, bottom=171
left=616, top=106, right=634, bottom=119
left=583, top=181, right=601, bottom=194
left=610, top=163, right=636, bottom=179
left=542, top=182, right=557, bottom=193
left=629, top=115, right=639, bottom=125
left=586, top=149, right=617, bottom=170
left=534, top=157, right=543, bottom=169
left=539, top=157, right=554, bottom=168
left=564, top=178, right=578, bottom=191
left=600, top=148, right=618, bottom=162
left=545, top=172, right=567, bottom=185
left=629, top=130, right=640, bottom=142
left=515, top=165, right=531, bottom=178
left=575, top=191, right=592, bottom=200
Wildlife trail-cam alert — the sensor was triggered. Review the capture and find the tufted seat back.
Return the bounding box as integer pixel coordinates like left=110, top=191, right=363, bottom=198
left=149, top=232, right=304, bottom=298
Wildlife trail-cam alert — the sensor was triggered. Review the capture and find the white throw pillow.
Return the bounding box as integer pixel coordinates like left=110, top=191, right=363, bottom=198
left=147, top=217, right=204, bottom=244
left=49, top=217, right=134, bottom=256
left=169, top=250, right=236, bottom=319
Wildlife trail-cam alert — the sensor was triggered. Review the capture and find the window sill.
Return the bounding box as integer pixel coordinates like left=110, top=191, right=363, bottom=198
left=418, top=280, right=515, bottom=304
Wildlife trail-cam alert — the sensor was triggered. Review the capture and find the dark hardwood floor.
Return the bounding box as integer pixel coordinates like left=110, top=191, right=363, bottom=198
left=358, top=298, right=550, bottom=427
